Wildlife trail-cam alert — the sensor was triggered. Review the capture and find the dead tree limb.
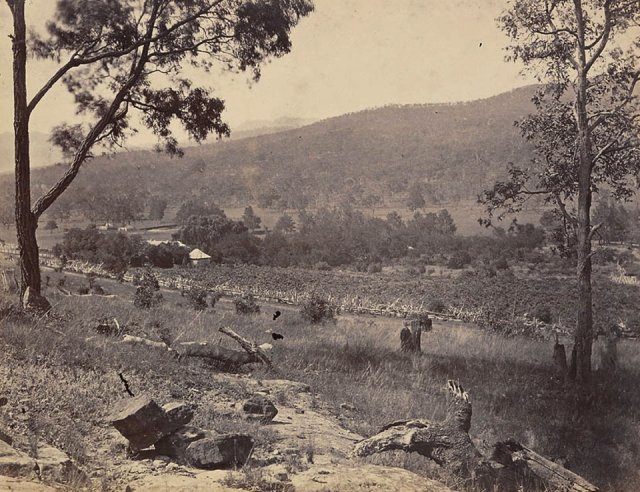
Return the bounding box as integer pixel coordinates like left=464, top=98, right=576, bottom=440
left=174, top=341, right=262, bottom=366
left=219, top=326, right=273, bottom=368
left=119, top=334, right=271, bottom=367
left=491, top=440, right=598, bottom=492
left=354, top=380, right=599, bottom=492
left=355, top=381, right=490, bottom=482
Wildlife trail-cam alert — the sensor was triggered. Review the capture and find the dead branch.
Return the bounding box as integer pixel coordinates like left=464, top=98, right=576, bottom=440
left=219, top=326, right=273, bottom=368
left=354, top=380, right=599, bottom=492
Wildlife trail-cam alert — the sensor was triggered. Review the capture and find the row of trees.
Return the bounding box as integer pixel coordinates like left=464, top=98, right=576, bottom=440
left=53, top=202, right=552, bottom=274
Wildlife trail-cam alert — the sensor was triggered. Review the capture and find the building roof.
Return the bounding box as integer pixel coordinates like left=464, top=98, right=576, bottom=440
left=147, top=240, right=187, bottom=247
left=189, top=248, right=211, bottom=260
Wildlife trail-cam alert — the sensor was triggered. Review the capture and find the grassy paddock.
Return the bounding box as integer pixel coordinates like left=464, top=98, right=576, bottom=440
left=1, top=287, right=639, bottom=491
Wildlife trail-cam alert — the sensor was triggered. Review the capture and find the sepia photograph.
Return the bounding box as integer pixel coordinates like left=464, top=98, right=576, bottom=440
left=0, top=0, right=639, bottom=490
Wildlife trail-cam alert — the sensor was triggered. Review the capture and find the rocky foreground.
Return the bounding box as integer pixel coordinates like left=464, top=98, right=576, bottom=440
left=1, top=372, right=451, bottom=491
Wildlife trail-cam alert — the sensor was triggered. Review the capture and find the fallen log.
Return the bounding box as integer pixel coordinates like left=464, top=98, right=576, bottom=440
left=119, top=334, right=272, bottom=367
left=219, top=326, right=273, bottom=368
left=354, top=380, right=599, bottom=492
left=491, top=440, right=598, bottom=492
left=174, top=342, right=261, bottom=366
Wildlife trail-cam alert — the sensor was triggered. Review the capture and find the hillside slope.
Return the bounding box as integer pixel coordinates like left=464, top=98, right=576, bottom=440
left=2, top=86, right=538, bottom=211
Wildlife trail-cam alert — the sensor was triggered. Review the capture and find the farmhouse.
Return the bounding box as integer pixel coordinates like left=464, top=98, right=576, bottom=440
left=189, top=248, right=211, bottom=266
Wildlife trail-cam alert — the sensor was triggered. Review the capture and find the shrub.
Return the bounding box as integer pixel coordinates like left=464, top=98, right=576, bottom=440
left=530, top=305, right=552, bottom=324
left=234, top=293, right=260, bottom=314
left=493, top=257, right=509, bottom=270
left=186, top=287, right=208, bottom=310
left=133, top=270, right=163, bottom=309
left=44, top=219, right=58, bottom=230
left=314, top=261, right=331, bottom=271
left=300, top=295, right=336, bottom=324
left=427, top=299, right=446, bottom=313
left=210, top=291, right=223, bottom=308
left=447, top=251, right=472, bottom=269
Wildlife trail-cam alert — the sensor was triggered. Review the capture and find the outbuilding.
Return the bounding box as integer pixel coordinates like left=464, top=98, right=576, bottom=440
left=189, top=248, right=211, bottom=266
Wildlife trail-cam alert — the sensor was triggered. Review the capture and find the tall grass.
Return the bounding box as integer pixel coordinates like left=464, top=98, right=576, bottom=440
left=1, top=284, right=639, bottom=491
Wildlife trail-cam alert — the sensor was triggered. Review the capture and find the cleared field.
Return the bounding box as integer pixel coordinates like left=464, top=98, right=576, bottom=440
left=1, top=281, right=638, bottom=491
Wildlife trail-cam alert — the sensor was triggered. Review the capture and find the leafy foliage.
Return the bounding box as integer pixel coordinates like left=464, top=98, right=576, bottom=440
left=133, top=269, right=163, bottom=309
left=185, top=287, right=208, bottom=311
left=300, top=295, right=336, bottom=324
left=234, top=293, right=260, bottom=315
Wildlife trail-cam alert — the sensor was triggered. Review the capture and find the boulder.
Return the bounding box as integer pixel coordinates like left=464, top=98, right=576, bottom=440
left=162, top=402, right=196, bottom=427
left=22, top=287, right=51, bottom=314
left=0, top=440, right=37, bottom=478
left=35, top=444, right=87, bottom=484
left=108, top=395, right=179, bottom=450
left=242, top=395, right=278, bottom=424
left=154, top=425, right=211, bottom=461
left=185, top=434, right=254, bottom=469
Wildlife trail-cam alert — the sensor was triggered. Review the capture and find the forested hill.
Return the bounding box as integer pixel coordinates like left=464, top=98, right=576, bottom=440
left=4, top=85, right=539, bottom=212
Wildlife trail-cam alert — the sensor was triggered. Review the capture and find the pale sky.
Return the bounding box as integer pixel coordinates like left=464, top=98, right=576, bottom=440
left=0, top=0, right=533, bottom=142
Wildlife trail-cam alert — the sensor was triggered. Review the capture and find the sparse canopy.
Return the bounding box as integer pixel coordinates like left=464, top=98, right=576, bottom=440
left=481, top=0, right=640, bottom=382
left=7, top=0, right=313, bottom=300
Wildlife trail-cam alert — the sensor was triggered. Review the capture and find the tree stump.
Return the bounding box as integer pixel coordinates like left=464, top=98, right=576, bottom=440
left=400, top=316, right=432, bottom=353
left=354, top=380, right=599, bottom=492
left=552, top=335, right=567, bottom=376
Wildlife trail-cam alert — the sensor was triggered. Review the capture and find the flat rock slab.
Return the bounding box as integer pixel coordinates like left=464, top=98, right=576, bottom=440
left=290, top=462, right=454, bottom=491
left=185, top=434, right=254, bottom=469
left=242, top=395, right=278, bottom=424
left=162, top=402, right=196, bottom=427
left=154, top=425, right=211, bottom=461
left=0, top=477, right=57, bottom=491
left=36, top=443, right=86, bottom=484
left=0, top=440, right=37, bottom=479
left=108, top=395, right=179, bottom=450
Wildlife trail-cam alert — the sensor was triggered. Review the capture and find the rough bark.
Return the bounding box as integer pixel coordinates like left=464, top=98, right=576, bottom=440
left=553, top=335, right=568, bottom=377
left=355, top=381, right=490, bottom=483
left=10, top=0, right=43, bottom=300
left=400, top=317, right=432, bottom=353
left=491, top=440, right=598, bottom=492
left=571, top=0, right=595, bottom=383
left=219, top=326, right=273, bottom=368
left=119, top=334, right=272, bottom=367
left=354, top=380, right=599, bottom=492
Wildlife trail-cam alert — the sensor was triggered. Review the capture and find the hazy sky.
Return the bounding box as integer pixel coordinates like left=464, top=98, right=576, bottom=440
left=0, top=0, right=534, bottom=140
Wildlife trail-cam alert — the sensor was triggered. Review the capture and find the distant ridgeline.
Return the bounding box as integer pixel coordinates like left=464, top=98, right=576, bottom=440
left=0, top=86, right=538, bottom=218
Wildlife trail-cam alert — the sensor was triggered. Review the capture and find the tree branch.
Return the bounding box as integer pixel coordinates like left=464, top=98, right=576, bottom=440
left=27, top=1, right=222, bottom=114
left=31, top=3, right=161, bottom=218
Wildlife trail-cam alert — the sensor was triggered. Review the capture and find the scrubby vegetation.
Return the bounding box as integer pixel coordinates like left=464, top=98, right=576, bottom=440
left=299, top=295, right=336, bottom=324
left=1, top=277, right=639, bottom=491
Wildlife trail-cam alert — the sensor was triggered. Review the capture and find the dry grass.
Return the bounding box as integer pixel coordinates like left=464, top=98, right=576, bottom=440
left=1, top=277, right=640, bottom=491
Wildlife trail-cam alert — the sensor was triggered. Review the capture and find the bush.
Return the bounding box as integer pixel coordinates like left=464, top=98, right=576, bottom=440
left=186, top=287, right=208, bottom=310
left=493, top=257, right=509, bottom=270
left=133, top=270, right=163, bottom=309
left=530, top=305, right=552, bottom=324
left=300, top=295, right=336, bottom=324
left=44, top=219, right=58, bottom=230
left=447, top=251, right=472, bottom=269
left=234, top=293, right=260, bottom=315
left=210, top=291, right=223, bottom=308
left=314, top=261, right=331, bottom=271
left=427, top=299, right=446, bottom=313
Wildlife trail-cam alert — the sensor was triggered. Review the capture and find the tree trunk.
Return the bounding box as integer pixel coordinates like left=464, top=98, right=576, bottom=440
left=571, top=3, right=594, bottom=382
left=11, top=0, right=42, bottom=299
left=552, top=336, right=568, bottom=377
left=400, top=320, right=422, bottom=353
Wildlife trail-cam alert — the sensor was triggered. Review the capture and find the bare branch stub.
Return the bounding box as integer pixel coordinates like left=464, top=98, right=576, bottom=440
left=219, top=326, right=273, bottom=368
